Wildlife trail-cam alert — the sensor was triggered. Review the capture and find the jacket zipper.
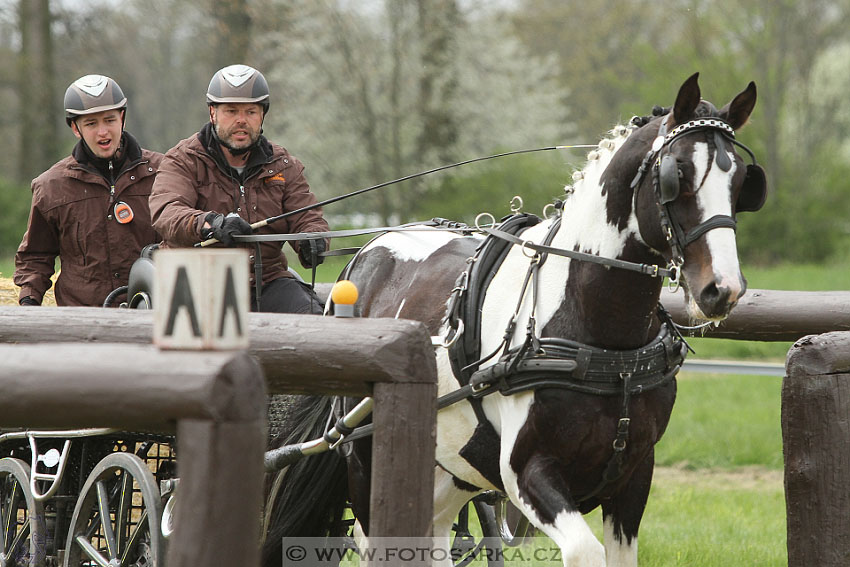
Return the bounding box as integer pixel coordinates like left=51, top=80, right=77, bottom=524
left=108, top=160, right=116, bottom=204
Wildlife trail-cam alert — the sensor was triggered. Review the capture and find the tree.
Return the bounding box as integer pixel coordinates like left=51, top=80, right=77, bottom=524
left=262, top=0, right=569, bottom=225
left=416, top=0, right=460, bottom=165
left=17, top=0, right=57, bottom=182
left=210, top=0, right=251, bottom=66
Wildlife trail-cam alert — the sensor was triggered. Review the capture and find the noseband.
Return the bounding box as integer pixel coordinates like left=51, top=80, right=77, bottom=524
left=630, top=116, right=755, bottom=278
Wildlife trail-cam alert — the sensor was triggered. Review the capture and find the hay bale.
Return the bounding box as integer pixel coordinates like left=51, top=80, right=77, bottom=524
left=0, top=275, right=56, bottom=306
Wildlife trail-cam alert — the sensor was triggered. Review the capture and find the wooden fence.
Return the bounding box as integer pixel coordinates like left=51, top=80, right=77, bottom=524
left=0, top=306, right=437, bottom=566
left=4, top=285, right=850, bottom=565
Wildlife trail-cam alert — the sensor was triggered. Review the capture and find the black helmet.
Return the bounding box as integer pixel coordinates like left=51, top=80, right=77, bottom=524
left=206, top=64, right=270, bottom=113
left=64, top=75, right=127, bottom=126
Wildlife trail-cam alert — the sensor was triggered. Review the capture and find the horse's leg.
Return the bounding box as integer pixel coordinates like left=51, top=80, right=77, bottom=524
left=600, top=450, right=655, bottom=567
left=496, top=396, right=605, bottom=567
left=432, top=468, right=482, bottom=567
left=504, top=452, right=605, bottom=567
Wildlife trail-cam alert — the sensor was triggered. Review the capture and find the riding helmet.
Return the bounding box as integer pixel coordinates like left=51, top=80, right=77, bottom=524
left=206, top=64, right=270, bottom=113
left=63, top=75, right=127, bottom=126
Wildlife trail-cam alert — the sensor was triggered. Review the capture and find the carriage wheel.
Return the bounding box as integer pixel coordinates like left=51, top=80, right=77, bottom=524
left=494, top=499, right=535, bottom=547
left=451, top=496, right=504, bottom=567
left=62, top=453, right=163, bottom=567
left=0, top=458, right=46, bottom=567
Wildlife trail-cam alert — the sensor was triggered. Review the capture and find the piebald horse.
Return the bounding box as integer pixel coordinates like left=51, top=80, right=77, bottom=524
left=263, top=73, right=766, bottom=566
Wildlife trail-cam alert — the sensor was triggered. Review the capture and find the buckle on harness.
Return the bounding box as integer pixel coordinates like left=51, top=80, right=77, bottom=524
left=432, top=319, right=464, bottom=349
left=613, top=418, right=630, bottom=451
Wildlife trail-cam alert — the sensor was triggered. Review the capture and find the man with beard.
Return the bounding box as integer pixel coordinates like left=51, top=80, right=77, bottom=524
left=149, top=64, right=329, bottom=313
left=15, top=75, right=162, bottom=306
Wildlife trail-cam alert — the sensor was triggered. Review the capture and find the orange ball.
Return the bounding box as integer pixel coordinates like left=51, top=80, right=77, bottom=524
left=331, top=280, right=359, bottom=305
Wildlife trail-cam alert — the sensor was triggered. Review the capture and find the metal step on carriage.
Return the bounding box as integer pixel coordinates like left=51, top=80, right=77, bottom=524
left=0, top=428, right=177, bottom=567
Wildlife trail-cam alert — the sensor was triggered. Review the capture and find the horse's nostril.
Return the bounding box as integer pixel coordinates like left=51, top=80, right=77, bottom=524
left=700, top=282, right=733, bottom=316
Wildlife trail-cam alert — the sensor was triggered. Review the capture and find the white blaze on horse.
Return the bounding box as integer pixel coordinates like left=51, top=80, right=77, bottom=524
left=262, top=73, right=766, bottom=567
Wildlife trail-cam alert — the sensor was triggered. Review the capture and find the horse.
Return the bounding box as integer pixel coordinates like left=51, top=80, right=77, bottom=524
left=261, top=72, right=767, bottom=566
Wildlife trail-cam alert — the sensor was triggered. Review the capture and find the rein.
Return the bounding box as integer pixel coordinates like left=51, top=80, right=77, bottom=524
left=479, top=226, right=677, bottom=279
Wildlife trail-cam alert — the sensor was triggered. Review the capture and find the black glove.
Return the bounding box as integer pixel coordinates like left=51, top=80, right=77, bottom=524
left=20, top=296, right=40, bottom=306
left=297, top=238, right=326, bottom=268
left=201, top=212, right=252, bottom=246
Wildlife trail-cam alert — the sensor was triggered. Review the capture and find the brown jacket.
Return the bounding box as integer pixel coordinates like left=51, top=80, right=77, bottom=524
left=14, top=133, right=162, bottom=306
left=149, top=123, right=329, bottom=285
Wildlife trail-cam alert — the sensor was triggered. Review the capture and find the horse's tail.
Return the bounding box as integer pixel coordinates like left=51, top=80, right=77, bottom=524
left=261, top=394, right=349, bottom=567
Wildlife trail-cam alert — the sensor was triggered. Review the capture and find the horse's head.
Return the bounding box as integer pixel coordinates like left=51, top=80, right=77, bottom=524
left=634, top=73, right=767, bottom=321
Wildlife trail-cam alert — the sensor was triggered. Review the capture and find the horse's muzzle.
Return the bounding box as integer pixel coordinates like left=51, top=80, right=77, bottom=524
left=690, top=277, right=745, bottom=320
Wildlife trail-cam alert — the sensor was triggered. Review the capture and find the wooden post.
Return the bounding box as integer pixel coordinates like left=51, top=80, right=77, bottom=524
left=783, top=331, right=850, bottom=567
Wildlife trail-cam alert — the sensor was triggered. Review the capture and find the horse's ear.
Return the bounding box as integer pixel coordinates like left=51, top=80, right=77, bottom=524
left=720, top=81, right=757, bottom=130
left=672, top=72, right=701, bottom=125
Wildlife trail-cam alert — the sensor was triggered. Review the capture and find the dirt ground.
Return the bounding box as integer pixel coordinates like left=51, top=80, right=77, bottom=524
left=654, top=464, right=783, bottom=491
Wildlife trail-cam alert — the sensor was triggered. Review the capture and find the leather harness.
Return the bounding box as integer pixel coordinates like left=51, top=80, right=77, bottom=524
left=438, top=212, right=688, bottom=502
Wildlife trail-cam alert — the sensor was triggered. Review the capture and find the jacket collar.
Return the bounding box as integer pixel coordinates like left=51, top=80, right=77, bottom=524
left=71, top=131, right=144, bottom=180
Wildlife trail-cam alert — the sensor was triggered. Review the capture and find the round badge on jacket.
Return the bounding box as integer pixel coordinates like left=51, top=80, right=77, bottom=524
left=114, top=201, right=134, bottom=224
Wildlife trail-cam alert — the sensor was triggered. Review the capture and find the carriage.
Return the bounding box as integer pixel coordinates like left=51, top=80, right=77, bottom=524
left=0, top=428, right=177, bottom=567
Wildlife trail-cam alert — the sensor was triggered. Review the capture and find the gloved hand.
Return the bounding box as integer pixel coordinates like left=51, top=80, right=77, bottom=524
left=201, top=212, right=252, bottom=246
left=20, top=296, right=40, bottom=306
left=297, top=238, right=326, bottom=268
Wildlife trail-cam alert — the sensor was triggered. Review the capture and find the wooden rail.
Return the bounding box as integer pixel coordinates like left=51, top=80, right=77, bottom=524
left=661, top=288, right=850, bottom=341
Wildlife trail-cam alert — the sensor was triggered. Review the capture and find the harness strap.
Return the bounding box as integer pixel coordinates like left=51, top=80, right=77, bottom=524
left=481, top=227, right=674, bottom=278
left=682, top=214, right=737, bottom=247
left=577, top=372, right=633, bottom=503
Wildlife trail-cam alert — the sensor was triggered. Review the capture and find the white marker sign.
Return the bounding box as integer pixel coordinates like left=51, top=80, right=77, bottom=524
left=153, top=249, right=250, bottom=350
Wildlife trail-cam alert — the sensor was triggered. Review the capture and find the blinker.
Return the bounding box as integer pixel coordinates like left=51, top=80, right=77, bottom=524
left=658, top=154, right=680, bottom=204
left=736, top=163, right=767, bottom=212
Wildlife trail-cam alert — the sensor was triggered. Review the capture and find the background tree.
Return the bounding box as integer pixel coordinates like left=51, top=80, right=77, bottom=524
left=17, top=0, right=57, bottom=182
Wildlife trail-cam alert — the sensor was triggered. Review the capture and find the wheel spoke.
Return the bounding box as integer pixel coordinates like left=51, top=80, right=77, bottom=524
left=120, top=509, right=148, bottom=565
left=2, top=479, right=21, bottom=554
left=6, top=517, right=29, bottom=561
left=75, top=534, right=112, bottom=567
left=96, top=480, right=118, bottom=560
left=115, top=468, right=133, bottom=553
left=1, top=491, right=9, bottom=553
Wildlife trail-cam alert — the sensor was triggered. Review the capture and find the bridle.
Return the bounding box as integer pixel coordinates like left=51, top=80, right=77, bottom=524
left=630, top=115, right=762, bottom=286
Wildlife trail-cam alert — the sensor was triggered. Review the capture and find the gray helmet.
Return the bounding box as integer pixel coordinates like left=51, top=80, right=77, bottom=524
left=64, top=75, right=127, bottom=126
left=206, top=64, right=270, bottom=112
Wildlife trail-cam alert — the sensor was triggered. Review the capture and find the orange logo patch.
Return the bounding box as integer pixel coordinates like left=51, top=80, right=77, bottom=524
left=266, top=173, right=286, bottom=183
